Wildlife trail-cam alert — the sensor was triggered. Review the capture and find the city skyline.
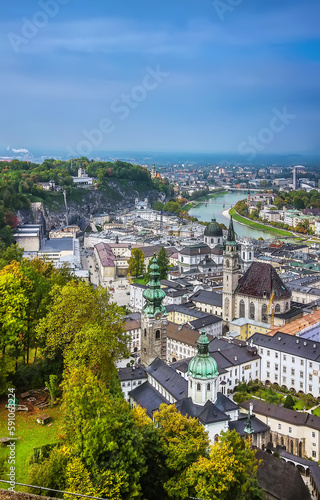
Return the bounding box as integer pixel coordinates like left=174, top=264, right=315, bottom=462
left=2, top=0, right=320, bottom=156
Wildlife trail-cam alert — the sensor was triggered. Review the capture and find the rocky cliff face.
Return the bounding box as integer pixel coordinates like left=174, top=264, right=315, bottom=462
left=16, top=181, right=165, bottom=232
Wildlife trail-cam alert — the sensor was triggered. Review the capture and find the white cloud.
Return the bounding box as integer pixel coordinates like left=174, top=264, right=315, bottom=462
left=12, top=148, right=29, bottom=153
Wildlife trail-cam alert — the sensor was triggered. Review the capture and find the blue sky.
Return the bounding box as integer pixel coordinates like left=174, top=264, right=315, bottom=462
left=1, top=0, right=320, bottom=155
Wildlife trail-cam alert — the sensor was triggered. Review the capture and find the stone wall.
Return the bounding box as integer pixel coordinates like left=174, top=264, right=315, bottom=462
left=0, top=490, right=59, bottom=500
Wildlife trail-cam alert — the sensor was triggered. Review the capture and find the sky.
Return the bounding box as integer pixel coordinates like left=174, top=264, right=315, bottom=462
left=1, top=0, right=320, bottom=157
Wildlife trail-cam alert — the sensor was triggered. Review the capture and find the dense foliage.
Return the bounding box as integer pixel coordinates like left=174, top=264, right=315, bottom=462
left=0, top=158, right=171, bottom=248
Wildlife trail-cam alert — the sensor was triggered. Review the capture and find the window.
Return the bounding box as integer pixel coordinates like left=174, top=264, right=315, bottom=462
left=266, top=372, right=270, bottom=378
left=267, top=362, right=270, bottom=368
left=144, top=328, right=147, bottom=337
left=207, top=383, right=211, bottom=390
left=235, top=369, right=238, bottom=376
left=285, top=302, right=289, bottom=311
left=275, top=364, right=279, bottom=371
left=197, top=383, right=201, bottom=391
left=275, top=352, right=279, bottom=359
left=260, top=348, right=264, bottom=354
left=283, top=355, right=286, bottom=361
left=283, top=376, right=286, bottom=383
left=267, top=350, right=270, bottom=356
left=300, top=359, right=304, bottom=366
left=283, top=366, right=287, bottom=373
left=249, top=302, right=255, bottom=320
left=275, top=374, right=278, bottom=381
left=300, top=371, right=303, bottom=378
left=278, top=423, right=281, bottom=430
left=275, top=303, right=280, bottom=313
left=291, top=379, right=295, bottom=386
left=312, top=451, right=317, bottom=458
left=226, top=259, right=230, bottom=268
left=138, top=381, right=141, bottom=385
left=300, top=382, right=303, bottom=388
left=309, top=385, right=313, bottom=392
left=312, top=432, right=316, bottom=438
left=310, top=362, right=313, bottom=368
left=239, top=299, right=245, bottom=318
left=313, top=443, right=316, bottom=447
left=309, top=374, right=313, bottom=381
left=292, top=357, right=295, bottom=363
left=261, top=304, right=268, bottom=322
left=291, top=369, right=295, bottom=376
left=289, top=427, right=292, bottom=433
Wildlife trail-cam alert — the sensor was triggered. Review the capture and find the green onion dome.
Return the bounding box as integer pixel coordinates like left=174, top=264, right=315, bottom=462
left=188, top=331, right=219, bottom=379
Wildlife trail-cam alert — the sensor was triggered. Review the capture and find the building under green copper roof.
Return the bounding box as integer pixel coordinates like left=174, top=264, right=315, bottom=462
left=142, top=255, right=167, bottom=317
left=188, top=331, right=219, bottom=380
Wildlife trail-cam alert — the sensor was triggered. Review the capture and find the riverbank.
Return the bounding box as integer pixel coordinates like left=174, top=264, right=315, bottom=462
left=183, top=190, right=228, bottom=212
left=229, top=207, right=301, bottom=238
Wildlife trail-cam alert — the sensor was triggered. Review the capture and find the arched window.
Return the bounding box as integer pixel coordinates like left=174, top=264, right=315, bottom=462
left=207, top=383, right=211, bottom=390
left=155, top=330, right=160, bottom=340
left=285, top=302, right=289, bottom=311
left=218, top=238, right=220, bottom=243
left=275, top=303, right=280, bottom=313
left=225, top=297, right=230, bottom=316
left=261, top=304, right=268, bottom=322
left=249, top=302, right=255, bottom=320
left=249, top=252, right=252, bottom=259
left=281, top=437, right=284, bottom=446
left=290, top=440, right=294, bottom=454
left=239, top=299, right=245, bottom=318
left=197, top=383, right=201, bottom=391
left=226, top=259, right=230, bottom=268
left=243, top=252, right=245, bottom=259
left=211, top=238, right=213, bottom=243
left=144, top=328, right=147, bottom=337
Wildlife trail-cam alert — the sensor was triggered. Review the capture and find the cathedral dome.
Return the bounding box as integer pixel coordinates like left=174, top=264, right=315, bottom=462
left=204, top=216, right=223, bottom=238
left=188, top=332, right=219, bottom=379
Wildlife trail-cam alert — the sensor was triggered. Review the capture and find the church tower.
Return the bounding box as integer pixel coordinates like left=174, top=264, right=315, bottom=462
left=240, top=238, right=254, bottom=272
left=222, top=216, right=239, bottom=323
left=141, top=256, right=168, bottom=366
left=187, top=331, right=219, bottom=405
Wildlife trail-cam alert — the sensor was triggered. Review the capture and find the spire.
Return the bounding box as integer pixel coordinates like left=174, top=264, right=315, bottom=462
left=226, top=216, right=236, bottom=243
left=142, top=255, right=167, bottom=317
left=244, top=405, right=254, bottom=435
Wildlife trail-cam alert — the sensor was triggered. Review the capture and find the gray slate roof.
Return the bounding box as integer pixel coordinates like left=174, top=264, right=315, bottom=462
left=241, top=399, right=320, bottom=430
left=189, top=289, right=223, bottom=307
left=146, top=357, right=188, bottom=400
left=249, top=331, right=320, bottom=361
left=129, top=382, right=168, bottom=417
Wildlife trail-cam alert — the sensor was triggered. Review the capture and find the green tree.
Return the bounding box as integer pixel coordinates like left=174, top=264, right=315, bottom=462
left=36, top=281, right=129, bottom=383
left=128, top=248, right=145, bottom=277
left=157, top=247, right=170, bottom=280
left=153, top=404, right=210, bottom=499
left=185, top=431, right=262, bottom=500
left=293, top=196, right=305, bottom=209
left=61, top=366, right=148, bottom=500
left=163, top=201, right=181, bottom=214
left=283, top=394, right=295, bottom=409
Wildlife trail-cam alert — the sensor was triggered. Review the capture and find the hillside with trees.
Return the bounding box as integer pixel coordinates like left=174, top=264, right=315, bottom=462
left=0, top=158, right=171, bottom=246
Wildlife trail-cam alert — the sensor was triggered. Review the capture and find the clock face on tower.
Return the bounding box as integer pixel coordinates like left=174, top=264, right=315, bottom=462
left=155, top=313, right=161, bottom=320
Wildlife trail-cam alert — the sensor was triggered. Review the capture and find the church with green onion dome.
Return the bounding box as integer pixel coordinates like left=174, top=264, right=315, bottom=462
left=141, top=255, right=168, bottom=366
left=188, top=330, right=219, bottom=405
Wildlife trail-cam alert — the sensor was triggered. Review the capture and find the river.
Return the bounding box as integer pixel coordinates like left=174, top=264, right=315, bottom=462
left=188, top=191, right=278, bottom=240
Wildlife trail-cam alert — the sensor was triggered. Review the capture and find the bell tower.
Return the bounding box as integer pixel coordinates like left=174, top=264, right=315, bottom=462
left=187, top=331, right=219, bottom=406
left=141, top=256, right=168, bottom=366
left=222, top=216, right=239, bottom=323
